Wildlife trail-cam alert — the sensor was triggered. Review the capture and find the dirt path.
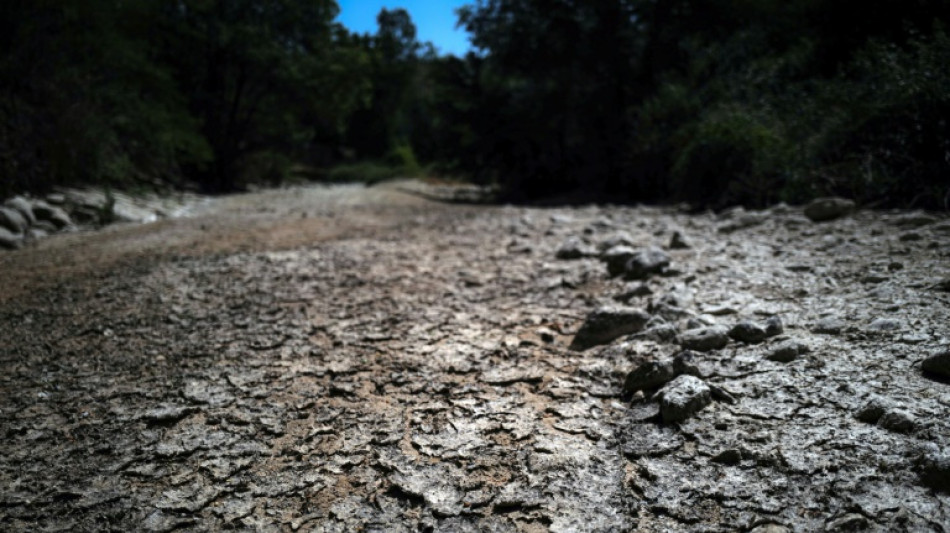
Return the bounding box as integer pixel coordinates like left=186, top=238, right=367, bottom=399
left=1, top=182, right=949, bottom=531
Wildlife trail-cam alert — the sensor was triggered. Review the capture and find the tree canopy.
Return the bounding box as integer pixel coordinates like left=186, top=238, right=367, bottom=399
left=2, top=0, right=948, bottom=208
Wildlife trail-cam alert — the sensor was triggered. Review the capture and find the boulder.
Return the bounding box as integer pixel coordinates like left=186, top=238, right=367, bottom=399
left=31, top=200, right=72, bottom=228
left=918, top=451, right=950, bottom=492
left=4, top=196, right=36, bottom=225
left=728, top=321, right=769, bottom=344
left=569, top=306, right=651, bottom=351
left=803, top=197, right=854, bottom=222
left=555, top=237, right=594, bottom=260
left=0, top=206, right=28, bottom=233
left=0, top=227, right=23, bottom=249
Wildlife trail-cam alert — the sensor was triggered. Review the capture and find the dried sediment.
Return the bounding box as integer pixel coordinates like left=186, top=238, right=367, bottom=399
left=1, top=185, right=949, bottom=531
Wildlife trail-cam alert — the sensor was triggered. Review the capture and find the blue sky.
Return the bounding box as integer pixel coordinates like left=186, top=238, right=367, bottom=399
left=336, top=1, right=472, bottom=56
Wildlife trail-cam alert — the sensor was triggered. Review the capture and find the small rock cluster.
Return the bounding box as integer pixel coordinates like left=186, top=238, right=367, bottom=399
left=1, top=189, right=203, bottom=250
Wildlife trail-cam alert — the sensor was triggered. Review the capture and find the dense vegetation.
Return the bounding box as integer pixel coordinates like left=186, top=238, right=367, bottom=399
left=2, top=1, right=948, bottom=209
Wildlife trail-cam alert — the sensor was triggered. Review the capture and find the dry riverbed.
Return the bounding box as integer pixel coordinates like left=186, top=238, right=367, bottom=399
left=1, top=181, right=949, bottom=531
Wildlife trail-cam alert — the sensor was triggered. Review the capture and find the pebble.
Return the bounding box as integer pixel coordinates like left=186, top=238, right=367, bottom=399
left=711, top=448, right=742, bottom=465
left=623, top=247, right=671, bottom=280
left=921, top=350, right=950, bottom=380
left=878, top=409, right=916, bottom=433
left=569, top=306, right=651, bottom=351
left=811, top=317, right=846, bottom=335
left=658, top=375, right=712, bottom=423
left=601, top=245, right=637, bottom=277
left=867, top=317, right=901, bottom=332
left=855, top=395, right=892, bottom=423
left=917, top=451, right=950, bottom=492
left=728, top=321, right=769, bottom=344
left=613, top=282, right=652, bottom=303
left=678, top=325, right=729, bottom=352
left=623, top=360, right=676, bottom=395
left=764, top=316, right=784, bottom=336
left=766, top=339, right=809, bottom=363
left=669, top=231, right=690, bottom=249
left=803, top=197, right=855, bottom=222
left=555, top=237, right=593, bottom=259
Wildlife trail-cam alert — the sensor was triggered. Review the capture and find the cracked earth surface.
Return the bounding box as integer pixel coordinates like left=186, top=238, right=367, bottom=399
left=1, top=182, right=949, bottom=531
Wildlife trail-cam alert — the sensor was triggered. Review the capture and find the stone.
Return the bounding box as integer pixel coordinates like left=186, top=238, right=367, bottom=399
left=921, top=350, right=950, bottom=379
left=811, top=317, right=846, bottom=335
left=711, top=448, right=742, bottom=465
left=917, top=451, right=950, bottom=492
left=825, top=513, right=868, bottom=530
left=878, top=409, right=916, bottom=433
left=766, top=339, right=809, bottom=363
left=597, top=232, right=635, bottom=251
left=613, top=282, right=652, bottom=303
left=749, top=525, right=790, bottom=533
left=570, top=306, right=650, bottom=351
left=669, top=231, right=690, bottom=249
left=633, top=323, right=679, bottom=343
left=623, top=247, right=671, bottom=280
left=728, top=321, right=769, bottom=344
left=803, top=197, right=855, bottom=222
left=718, top=212, right=766, bottom=233
left=679, top=325, right=729, bottom=352
left=0, top=227, right=23, bottom=249
left=0, top=206, right=28, bottom=233
left=855, top=396, right=892, bottom=423
left=764, top=316, right=784, bottom=337
left=555, top=237, right=593, bottom=260
left=892, top=211, right=937, bottom=228
left=623, top=360, right=676, bottom=395
left=32, top=200, right=72, bottom=228
left=601, top=245, right=636, bottom=277
left=867, top=317, right=901, bottom=332
left=4, top=196, right=36, bottom=225
left=658, top=375, right=712, bottom=423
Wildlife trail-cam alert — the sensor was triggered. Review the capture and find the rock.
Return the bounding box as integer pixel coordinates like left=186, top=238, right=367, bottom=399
left=728, top=321, right=769, bottom=344
left=669, top=231, right=690, bottom=249
left=764, top=316, right=784, bottom=337
left=766, top=339, right=809, bottom=363
left=658, top=375, right=712, bottom=423
left=825, top=513, right=868, bottom=531
left=917, top=451, right=950, bottom=492
left=855, top=396, right=892, bottom=423
left=922, top=350, right=950, bottom=379
left=555, top=237, right=594, bottom=259
left=569, top=306, right=651, bottom=351
left=811, top=317, right=846, bottom=335
left=749, top=525, right=790, bottom=533
left=623, top=247, right=671, bottom=280
left=0, top=227, right=23, bottom=249
left=711, top=448, right=742, bottom=465
left=899, top=231, right=922, bottom=241
left=623, top=360, right=676, bottom=395
left=678, top=325, right=729, bottom=352
left=0, top=206, right=27, bottom=233
left=867, top=317, right=901, bottom=332
left=32, top=200, right=72, bottom=228
left=718, top=212, right=766, bottom=233
left=633, top=323, right=679, bottom=343
left=892, top=211, right=937, bottom=228
left=597, top=232, right=635, bottom=251
left=601, top=245, right=637, bottom=277
left=4, top=196, right=36, bottom=225
left=803, top=197, right=855, bottom=222
left=613, top=282, right=652, bottom=303
left=878, top=409, right=916, bottom=433
left=45, top=193, right=65, bottom=205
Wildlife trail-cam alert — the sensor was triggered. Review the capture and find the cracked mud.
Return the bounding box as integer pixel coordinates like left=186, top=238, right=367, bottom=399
left=2, top=183, right=949, bottom=531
